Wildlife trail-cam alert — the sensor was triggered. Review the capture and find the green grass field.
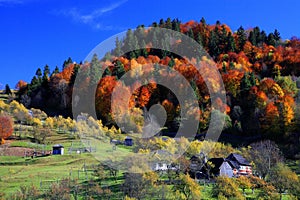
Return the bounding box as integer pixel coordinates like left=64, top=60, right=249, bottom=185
left=1, top=126, right=299, bottom=199
left=0, top=151, right=97, bottom=196
left=0, top=130, right=134, bottom=198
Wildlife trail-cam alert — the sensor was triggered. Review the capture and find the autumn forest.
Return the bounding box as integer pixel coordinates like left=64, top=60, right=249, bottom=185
left=12, top=18, right=300, bottom=157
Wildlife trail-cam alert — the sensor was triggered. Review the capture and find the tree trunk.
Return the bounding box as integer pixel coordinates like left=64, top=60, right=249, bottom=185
left=280, top=192, right=282, bottom=200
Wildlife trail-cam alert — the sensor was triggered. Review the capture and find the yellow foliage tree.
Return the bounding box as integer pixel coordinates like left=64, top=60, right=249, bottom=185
left=32, top=118, right=42, bottom=127
left=172, top=173, right=202, bottom=200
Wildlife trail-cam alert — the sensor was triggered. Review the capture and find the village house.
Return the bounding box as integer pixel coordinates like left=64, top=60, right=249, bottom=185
left=191, top=153, right=252, bottom=179
left=225, top=153, right=252, bottom=176
left=150, top=150, right=180, bottom=171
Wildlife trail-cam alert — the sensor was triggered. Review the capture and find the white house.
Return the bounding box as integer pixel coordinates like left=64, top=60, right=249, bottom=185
left=151, top=162, right=169, bottom=171
left=198, top=153, right=252, bottom=178
left=226, top=153, right=252, bottom=176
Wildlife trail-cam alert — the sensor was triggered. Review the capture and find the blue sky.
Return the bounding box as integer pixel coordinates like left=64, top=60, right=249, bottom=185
left=0, top=0, right=300, bottom=89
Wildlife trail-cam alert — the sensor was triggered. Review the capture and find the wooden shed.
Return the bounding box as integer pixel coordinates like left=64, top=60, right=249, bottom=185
left=52, top=144, right=64, bottom=155
left=124, top=137, right=133, bottom=146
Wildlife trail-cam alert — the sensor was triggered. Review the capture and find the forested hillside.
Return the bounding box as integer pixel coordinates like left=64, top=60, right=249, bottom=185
left=16, top=18, right=300, bottom=157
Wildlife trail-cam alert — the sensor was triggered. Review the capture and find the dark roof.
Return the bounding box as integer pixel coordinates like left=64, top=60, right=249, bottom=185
left=202, top=158, right=224, bottom=176
left=53, top=144, right=64, bottom=148
left=226, top=160, right=240, bottom=169
left=226, top=153, right=251, bottom=166
left=208, top=158, right=225, bottom=169
left=207, top=158, right=225, bottom=175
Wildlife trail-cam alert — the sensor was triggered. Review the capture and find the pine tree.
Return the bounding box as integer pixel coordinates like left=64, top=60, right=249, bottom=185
left=89, top=54, right=102, bottom=86
left=114, top=37, right=123, bottom=57
left=253, top=27, right=261, bottom=45
left=250, top=72, right=256, bottom=86
left=230, top=61, right=235, bottom=69
left=200, top=17, right=206, bottom=25
left=151, top=22, right=158, bottom=27
left=36, top=68, right=42, bottom=78
left=135, top=25, right=145, bottom=45
left=260, top=31, right=267, bottom=44
left=151, top=29, right=159, bottom=47
left=43, top=65, right=50, bottom=77
left=112, top=60, right=125, bottom=79
left=159, top=19, right=165, bottom=27
left=36, top=68, right=42, bottom=83
left=63, top=57, right=73, bottom=69
left=103, top=52, right=112, bottom=61
left=274, top=29, right=281, bottom=41
left=187, top=29, right=194, bottom=40
left=236, top=26, right=247, bottom=52
left=124, top=29, right=139, bottom=58
left=196, top=33, right=203, bottom=46
left=267, top=33, right=276, bottom=46
left=140, top=40, right=148, bottom=57
left=42, top=65, right=50, bottom=86
left=70, top=64, right=80, bottom=85
left=4, top=84, right=12, bottom=95
left=29, top=76, right=40, bottom=93
left=161, top=34, right=171, bottom=58
left=165, top=17, right=172, bottom=29
left=168, top=57, right=175, bottom=68
left=42, top=73, right=49, bottom=88
left=240, top=72, right=252, bottom=92
left=226, top=32, right=236, bottom=52
left=51, top=66, right=60, bottom=77
left=172, top=18, right=180, bottom=32
left=249, top=31, right=256, bottom=46
left=131, top=36, right=140, bottom=58
left=208, top=30, right=220, bottom=58
left=31, top=76, right=39, bottom=86
left=220, top=25, right=228, bottom=48
left=222, top=62, right=227, bottom=73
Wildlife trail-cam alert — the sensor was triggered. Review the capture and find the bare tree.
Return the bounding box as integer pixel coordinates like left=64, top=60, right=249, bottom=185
left=248, top=140, right=283, bottom=179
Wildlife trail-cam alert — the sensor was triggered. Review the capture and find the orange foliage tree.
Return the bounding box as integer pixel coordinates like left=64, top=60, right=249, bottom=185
left=95, top=76, right=117, bottom=122
left=0, top=114, right=14, bottom=144
left=15, top=80, right=27, bottom=90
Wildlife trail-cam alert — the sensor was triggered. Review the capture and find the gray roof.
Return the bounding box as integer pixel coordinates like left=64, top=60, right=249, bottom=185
left=226, top=153, right=251, bottom=166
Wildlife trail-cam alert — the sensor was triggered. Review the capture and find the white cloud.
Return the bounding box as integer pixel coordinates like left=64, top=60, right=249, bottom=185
left=58, top=0, right=128, bottom=30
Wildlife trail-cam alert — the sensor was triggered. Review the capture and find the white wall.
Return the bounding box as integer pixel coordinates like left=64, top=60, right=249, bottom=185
left=153, top=163, right=168, bottom=171
left=220, top=162, right=234, bottom=177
